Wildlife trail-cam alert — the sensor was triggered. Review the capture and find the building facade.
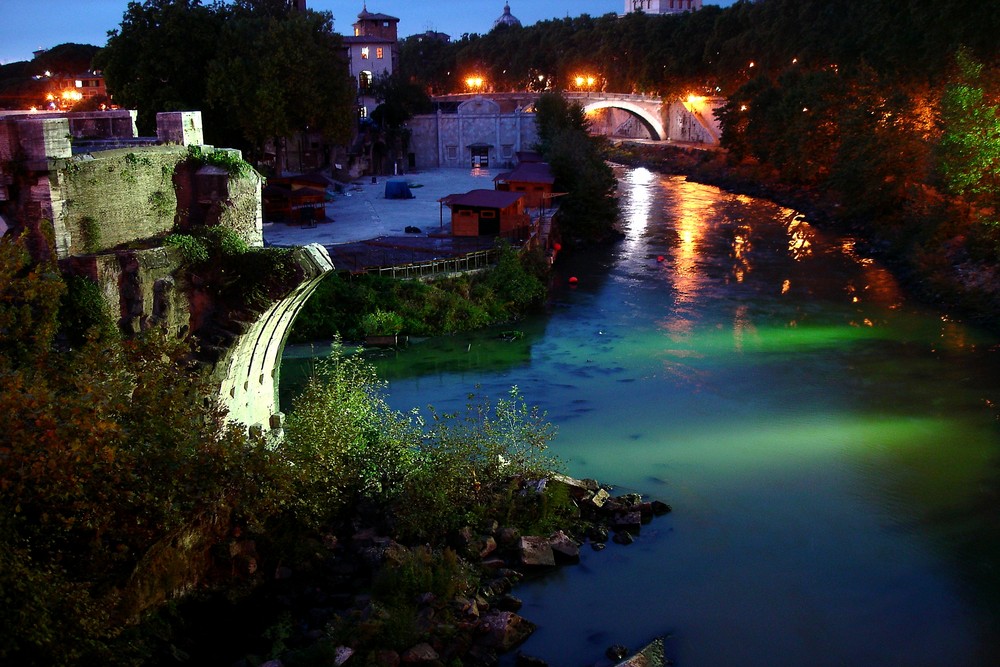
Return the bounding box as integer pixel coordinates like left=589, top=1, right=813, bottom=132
left=405, top=96, right=539, bottom=170
left=624, top=0, right=702, bottom=15
left=343, top=4, right=400, bottom=123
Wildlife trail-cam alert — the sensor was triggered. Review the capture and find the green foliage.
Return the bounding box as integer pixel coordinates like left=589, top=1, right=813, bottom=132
left=186, top=145, right=256, bottom=179
left=164, top=233, right=209, bottom=264
left=58, top=275, right=117, bottom=345
left=372, top=547, right=475, bottom=607
left=0, top=234, right=64, bottom=371
left=392, top=386, right=560, bottom=541
left=98, top=1, right=354, bottom=157
left=361, top=308, right=404, bottom=336
left=281, top=339, right=418, bottom=523
left=290, top=243, right=547, bottom=343
left=205, top=6, right=355, bottom=162
left=534, top=93, right=620, bottom=244
left=0, top=529, right=115, bottom=666
left=282, top=344, right=560, bottom=540
left=96, top=0, right=226, bottom=135
left=78, top=216, right=101, bottom=253
left=936, top=48, right=1000, bottom=208
left=0, top=298, right=286, bottom=665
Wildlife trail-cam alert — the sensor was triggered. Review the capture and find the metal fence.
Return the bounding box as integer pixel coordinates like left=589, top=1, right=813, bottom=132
left=366, top=247, right=499, bottom=280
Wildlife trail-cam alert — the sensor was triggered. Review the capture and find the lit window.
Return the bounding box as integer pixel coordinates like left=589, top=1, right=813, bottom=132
left=361, top=47, right=369, bottom=59
left=358, top=106, right=368, bottom=119
left=376, top=47, right=384, bottom=59
left=75, top=80, right=83, bottom=88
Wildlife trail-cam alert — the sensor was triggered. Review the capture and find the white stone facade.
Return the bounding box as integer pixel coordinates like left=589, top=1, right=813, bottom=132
left=624, top=0, right=702, bottom=15
left=405, top=96, right=539, bottom=170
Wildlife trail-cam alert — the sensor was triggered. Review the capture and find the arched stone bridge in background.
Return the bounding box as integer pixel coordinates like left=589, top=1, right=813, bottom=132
left=432, top=91, right=723, bottom=145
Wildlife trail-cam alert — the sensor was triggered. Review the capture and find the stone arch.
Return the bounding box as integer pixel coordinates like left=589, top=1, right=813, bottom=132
left=212, top=243, right=334, bottom=434
left=580, top=100, right=665, bottom=141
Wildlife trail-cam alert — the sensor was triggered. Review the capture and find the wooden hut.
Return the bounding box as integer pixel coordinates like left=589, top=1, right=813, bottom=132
left=442, top=189, right=529, bottom=237
left=493, top=161, right=555, bottom=208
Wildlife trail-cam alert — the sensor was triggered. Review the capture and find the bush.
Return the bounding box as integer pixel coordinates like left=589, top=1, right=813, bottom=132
left=289, top=242, right=547, bottom=343
left=391, top=386, right=560, bottom=541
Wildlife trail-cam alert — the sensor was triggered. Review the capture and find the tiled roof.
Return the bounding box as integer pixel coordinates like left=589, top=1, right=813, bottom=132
left=441, top=189, right=525, bottom=208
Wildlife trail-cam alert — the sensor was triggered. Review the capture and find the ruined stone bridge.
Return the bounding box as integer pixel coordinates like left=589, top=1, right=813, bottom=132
left=0, top=109, right=334, bottom=435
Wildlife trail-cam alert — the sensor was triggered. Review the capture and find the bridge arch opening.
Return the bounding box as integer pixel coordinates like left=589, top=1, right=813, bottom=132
left=581, top=100, right=665, bottom=141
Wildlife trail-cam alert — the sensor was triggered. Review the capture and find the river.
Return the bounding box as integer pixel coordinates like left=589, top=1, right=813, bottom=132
left=285, top=167, right=1000, bottom=666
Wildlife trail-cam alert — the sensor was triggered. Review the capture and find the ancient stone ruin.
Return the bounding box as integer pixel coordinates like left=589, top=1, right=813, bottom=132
left=0, top=109, right=333, bottom=434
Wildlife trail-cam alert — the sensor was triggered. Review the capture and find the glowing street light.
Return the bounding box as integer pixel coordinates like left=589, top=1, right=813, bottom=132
left=465, top=75, right=485, bottom=92
left=573, top=75, right=596, bottom=90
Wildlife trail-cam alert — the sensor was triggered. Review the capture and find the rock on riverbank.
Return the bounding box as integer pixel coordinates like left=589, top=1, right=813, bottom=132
left=230, top=473, right=673, bottom=667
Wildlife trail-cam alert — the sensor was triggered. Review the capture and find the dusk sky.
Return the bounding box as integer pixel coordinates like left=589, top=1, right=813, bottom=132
left=0, top=0, right=735, bottom=65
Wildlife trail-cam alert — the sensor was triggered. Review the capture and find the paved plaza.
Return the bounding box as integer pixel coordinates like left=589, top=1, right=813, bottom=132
left=262, top=167, right=502, bottom=248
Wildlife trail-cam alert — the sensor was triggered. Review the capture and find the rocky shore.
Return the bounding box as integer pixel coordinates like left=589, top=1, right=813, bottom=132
left=215, top=474, right=672, bottom=667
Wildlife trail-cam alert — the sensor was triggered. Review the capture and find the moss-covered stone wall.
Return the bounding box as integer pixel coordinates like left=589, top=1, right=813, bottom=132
left=52, top=146, right=188, bottom=257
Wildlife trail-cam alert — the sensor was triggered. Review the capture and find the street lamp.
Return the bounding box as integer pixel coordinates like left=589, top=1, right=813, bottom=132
left=574, top=75, right=596, bottom=90
left=465, top=76, right=485, bottom=92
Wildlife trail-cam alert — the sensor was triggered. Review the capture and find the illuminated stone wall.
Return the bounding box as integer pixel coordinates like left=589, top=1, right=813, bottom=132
left=406, top=96, right=539, bottom=170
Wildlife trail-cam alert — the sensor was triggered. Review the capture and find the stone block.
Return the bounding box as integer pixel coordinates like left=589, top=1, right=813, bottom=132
left=518, top=536, right=554, bottom=567
left=157, top=111, right=204, bottom=146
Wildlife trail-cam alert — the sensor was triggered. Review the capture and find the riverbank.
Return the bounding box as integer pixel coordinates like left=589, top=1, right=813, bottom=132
left=607, top=141, right=1000, bottom=332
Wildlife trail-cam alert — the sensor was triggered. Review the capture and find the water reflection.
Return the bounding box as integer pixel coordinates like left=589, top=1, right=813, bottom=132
left=282, top=168, right=1000, bottom=667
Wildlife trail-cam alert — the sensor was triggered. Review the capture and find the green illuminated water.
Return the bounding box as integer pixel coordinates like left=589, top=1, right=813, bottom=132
left=285, top=169, right=1000, bottom=665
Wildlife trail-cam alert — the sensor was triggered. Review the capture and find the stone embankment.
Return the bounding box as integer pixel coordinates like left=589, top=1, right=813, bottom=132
left=233, top=474, right=672, bottom=667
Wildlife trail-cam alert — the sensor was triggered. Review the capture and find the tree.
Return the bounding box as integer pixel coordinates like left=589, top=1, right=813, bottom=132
left=534, top=93, right=619, bottom=244
left=97, top=0, right=224, bottom=134
left=0, top=232, right=284, bottom=664
left=937, top=48, right=1000, bottom=209
left=206, top=6, right=354, bottom=169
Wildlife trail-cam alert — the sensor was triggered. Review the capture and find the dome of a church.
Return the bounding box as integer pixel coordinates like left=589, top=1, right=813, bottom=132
left=492, top=2, right=521, bottom=29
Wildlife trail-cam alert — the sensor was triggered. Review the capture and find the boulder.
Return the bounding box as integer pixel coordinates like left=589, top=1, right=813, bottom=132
left=478, top=535, right=498, bottom=559
left=549, top=473, right=600, bottom=500
left=613, top=530, right=635, bottom=545
left=612, top=636, right=667, bottom=667
left=612, top=510, right=642, bottom=533
left=651, top=500, right=672, bottom=516
left=515, top=653, right=548, bottom=667
left=477, top=611, right=536, bottom=651
left=518, top=536, right=555, bottom=567
left=548, top=530, right=581, bottom=564
left=498, top=526, right=521, bottom=548
left=401, top=642, right=439, bottom=664
left=334, top=646, right=355, bottom=666
left=496, top=593, right=523, bottom=612
left=606, top=644, right=629, bottom=660
left=587, top=525, right=609, bottom=543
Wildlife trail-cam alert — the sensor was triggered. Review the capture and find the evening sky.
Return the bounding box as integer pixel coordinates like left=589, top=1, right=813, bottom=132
left=1, top=0, right=734, bottom=65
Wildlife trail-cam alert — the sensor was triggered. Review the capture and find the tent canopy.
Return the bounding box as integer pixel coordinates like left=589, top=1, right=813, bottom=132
left=384, top=178, right=414, bottom=199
